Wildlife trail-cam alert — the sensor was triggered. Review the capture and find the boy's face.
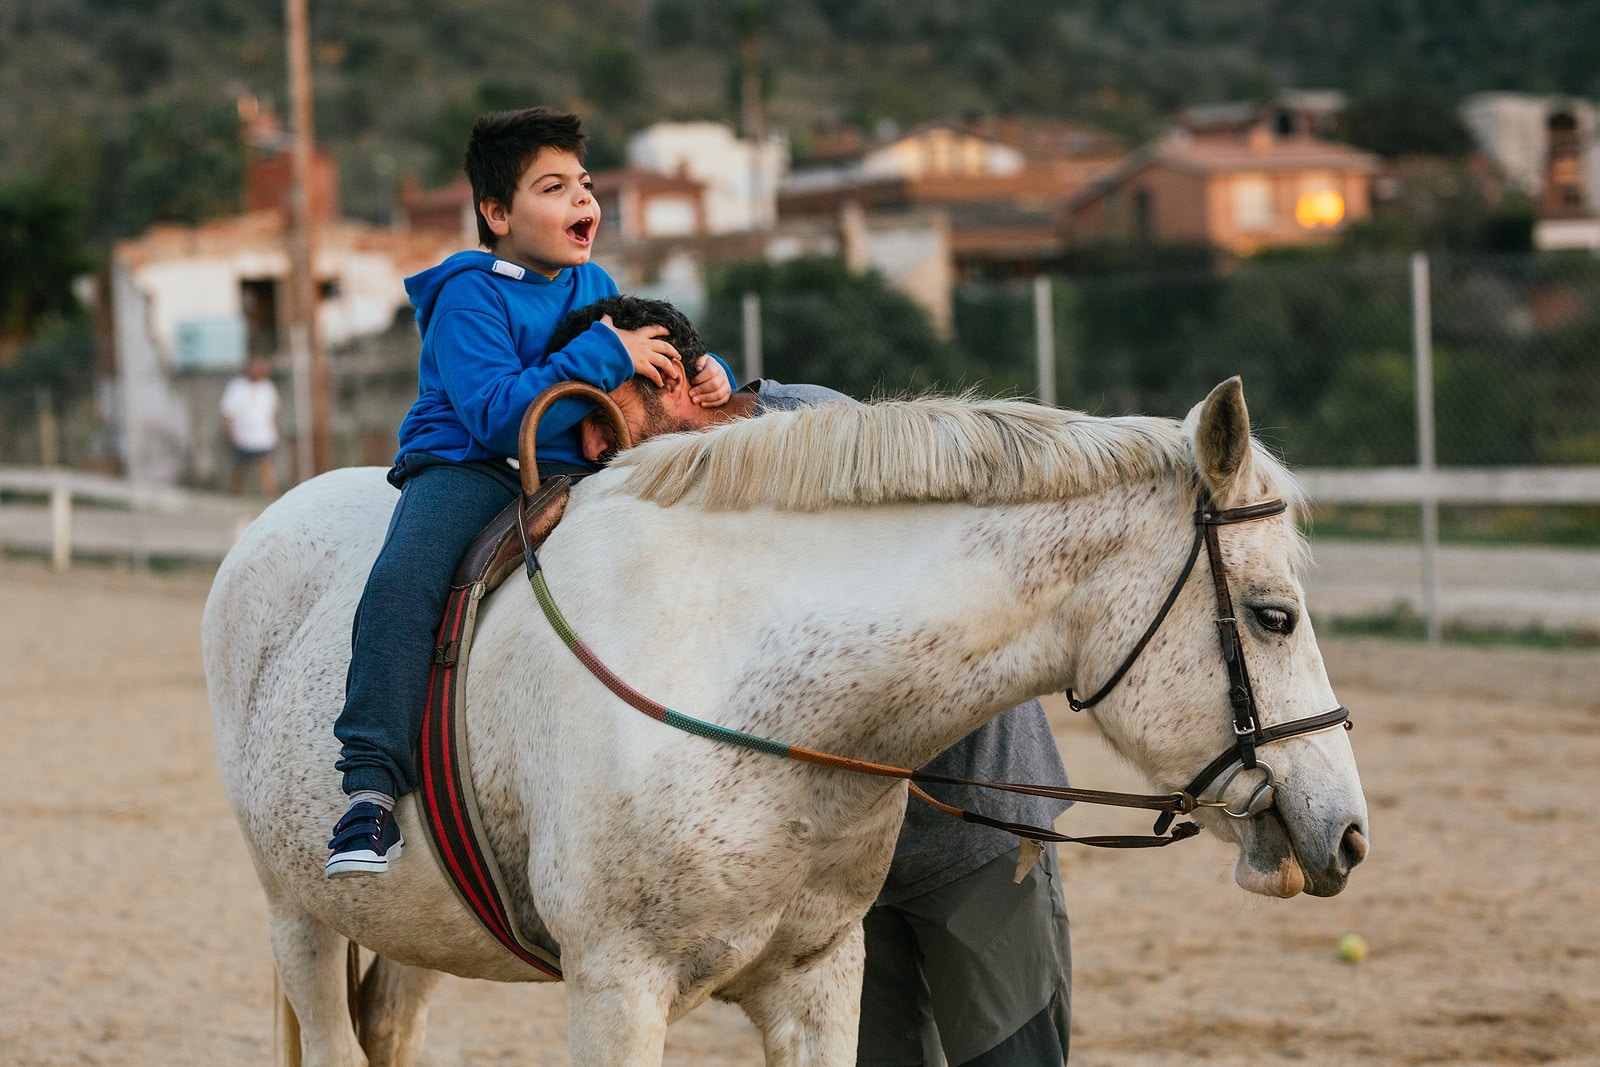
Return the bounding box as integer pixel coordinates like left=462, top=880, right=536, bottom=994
left=479, top=148, right=599, bottom=277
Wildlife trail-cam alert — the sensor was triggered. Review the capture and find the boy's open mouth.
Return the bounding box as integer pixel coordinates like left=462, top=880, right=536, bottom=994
left=568, top=217, right=595, bottom=244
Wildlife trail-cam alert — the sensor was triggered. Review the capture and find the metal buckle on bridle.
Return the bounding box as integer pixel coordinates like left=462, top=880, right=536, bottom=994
left=1192, top=760, right=1279, bottom=820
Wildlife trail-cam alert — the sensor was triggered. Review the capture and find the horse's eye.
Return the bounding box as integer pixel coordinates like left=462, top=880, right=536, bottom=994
left=1252, top=606, right=1296, bottom=634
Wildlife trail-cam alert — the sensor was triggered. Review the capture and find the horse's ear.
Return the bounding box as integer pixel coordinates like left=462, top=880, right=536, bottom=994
left=1184, top=377, right=1256, bottom=507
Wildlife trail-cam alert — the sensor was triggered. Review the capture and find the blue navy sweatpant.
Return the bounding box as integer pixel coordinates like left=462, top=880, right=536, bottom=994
left=334, top=452, right=579, bottom=798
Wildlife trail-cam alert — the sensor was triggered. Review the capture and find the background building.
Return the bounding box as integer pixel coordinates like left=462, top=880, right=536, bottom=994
left=1064, top=117, right=1378, bottom=256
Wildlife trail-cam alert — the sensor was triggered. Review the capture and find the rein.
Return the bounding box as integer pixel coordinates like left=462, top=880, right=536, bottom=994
left=519, top=486, right=1347, bottom=850
left=523, top=549, right=1198, bottom=849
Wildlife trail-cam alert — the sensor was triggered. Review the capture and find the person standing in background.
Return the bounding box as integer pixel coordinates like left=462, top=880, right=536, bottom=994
left=220, top=356, right=280, bottom=496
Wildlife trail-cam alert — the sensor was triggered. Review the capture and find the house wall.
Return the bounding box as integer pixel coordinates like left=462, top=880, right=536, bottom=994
left=1140, top=165, right=1210, bottom=243
left=1067, top=164, right=1208, bottom=245
left=627, top=123, right=788, bottom=233
left=111, top=264, right=191, bottom=485
left=110, top=218, right=449, bottom=485
left=124, top=245, right=411, bottom=365
left=1462, top=92, right=1600, bottom=212
left=1072, top=162, right=1370, bottom=254
left=597, top=207, right=953, bottom=335
left=861, top=130, right=1025, bottom=180
left=839, top=205, right=953, bottom=333
left=1209, top=169, right=1371, bottom=254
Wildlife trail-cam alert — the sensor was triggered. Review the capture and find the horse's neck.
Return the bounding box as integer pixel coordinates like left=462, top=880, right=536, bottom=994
left=722, top=481, right=1187, bottom=773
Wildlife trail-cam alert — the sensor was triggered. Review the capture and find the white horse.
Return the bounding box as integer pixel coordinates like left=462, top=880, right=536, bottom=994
left=204, top=379, right=1367, bottom=1067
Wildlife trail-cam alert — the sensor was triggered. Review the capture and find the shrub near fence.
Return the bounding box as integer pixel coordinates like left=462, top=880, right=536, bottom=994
left=957, top=253, right=1600, bottom=470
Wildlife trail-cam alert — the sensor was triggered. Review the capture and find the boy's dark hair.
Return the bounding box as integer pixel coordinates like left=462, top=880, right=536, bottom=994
left=545, top=296, right=707, bottom=381
left=465, top=108, right=586, bottom=249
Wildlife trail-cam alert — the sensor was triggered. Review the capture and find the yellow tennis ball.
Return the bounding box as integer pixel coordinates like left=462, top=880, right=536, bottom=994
left=1337, top=933, right=1368, bottom=963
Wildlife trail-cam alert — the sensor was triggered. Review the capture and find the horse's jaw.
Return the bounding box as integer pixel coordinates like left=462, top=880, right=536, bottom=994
left=1232, top=810, right=1307, bottom=897
left=1222, top=780, right=1369, bottom=898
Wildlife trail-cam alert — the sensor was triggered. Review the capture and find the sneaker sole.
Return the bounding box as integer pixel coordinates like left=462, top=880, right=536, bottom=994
left=325, top=840, right=403, bottom=878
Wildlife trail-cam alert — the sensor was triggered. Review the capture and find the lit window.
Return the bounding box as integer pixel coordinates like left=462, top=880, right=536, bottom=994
left=1295, top=188, right=1345, bottom=228
left=1232, top=177, right=1274, bottom=232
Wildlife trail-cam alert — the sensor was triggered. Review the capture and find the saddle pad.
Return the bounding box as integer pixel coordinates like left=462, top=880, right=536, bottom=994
left=417, top=478, right=570, bottom=979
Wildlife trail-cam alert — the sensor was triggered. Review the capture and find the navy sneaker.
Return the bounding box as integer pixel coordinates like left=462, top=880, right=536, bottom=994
left=325, top=801, right=404, bottom=877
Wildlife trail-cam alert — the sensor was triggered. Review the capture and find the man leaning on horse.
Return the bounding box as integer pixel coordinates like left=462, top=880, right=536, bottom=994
left=560, top=296, right=1074, bottom=1066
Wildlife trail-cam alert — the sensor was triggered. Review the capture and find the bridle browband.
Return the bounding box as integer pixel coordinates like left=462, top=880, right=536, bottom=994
left=1067, top=494, right=1352, bottom=834
left=523, top=486, right=1350, bottom=849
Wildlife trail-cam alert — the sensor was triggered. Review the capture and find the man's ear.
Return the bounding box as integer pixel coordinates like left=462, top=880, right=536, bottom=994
left=479, top=198, right=511, bottom=239
left=580, top=414, right=615, bottom=464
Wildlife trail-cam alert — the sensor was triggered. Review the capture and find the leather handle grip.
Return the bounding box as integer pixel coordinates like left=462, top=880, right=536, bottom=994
left=516, top=382, right=635, bottom=498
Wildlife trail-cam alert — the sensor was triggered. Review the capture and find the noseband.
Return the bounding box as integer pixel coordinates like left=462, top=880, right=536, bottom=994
left=1067, top=495, right=1352, bottom=833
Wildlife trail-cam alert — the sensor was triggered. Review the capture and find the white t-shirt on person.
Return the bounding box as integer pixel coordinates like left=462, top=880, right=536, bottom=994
left=220, top=377, right=281, bottom=452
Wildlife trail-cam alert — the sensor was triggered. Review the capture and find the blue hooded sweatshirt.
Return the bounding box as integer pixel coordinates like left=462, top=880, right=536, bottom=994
left=396, top=251, right=632, bottom=469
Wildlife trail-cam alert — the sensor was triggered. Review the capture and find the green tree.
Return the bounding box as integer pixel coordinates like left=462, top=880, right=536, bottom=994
left=1343, top=84, right=1475, bottom=159
left=0, top=181, right=92, bottom=361
left=703, top=256, right=982, bottom=397
left=100, top=101, right=245, bottom=236
left=580, top=42, right=650, bottom=117
left=421, top=79, right=550, bottom=186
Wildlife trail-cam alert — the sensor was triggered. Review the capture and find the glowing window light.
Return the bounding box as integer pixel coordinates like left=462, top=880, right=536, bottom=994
left=1295, top=189, right=1345, bottom=228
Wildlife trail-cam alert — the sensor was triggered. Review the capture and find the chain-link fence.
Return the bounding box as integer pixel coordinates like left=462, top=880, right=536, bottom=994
left=697, top=252, right=1600, bottom=472
left=7, top=252, right=1598, bottom=478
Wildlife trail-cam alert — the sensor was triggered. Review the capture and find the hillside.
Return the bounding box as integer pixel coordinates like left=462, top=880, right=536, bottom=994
left=2, top=0, right=1599, bottom=237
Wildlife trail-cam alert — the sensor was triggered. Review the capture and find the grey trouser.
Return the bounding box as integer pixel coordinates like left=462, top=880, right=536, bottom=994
left=858, top=844, right=1072, bottom=1066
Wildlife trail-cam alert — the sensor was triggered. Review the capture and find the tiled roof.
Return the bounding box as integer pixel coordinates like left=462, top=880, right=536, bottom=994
left=114, top=210, right=471, bottom=274
left=1157, top=135, right=1380, bottom=175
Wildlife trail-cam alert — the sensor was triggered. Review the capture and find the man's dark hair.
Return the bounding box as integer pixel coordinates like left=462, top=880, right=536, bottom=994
left=545, top=295, right=708, bottom=384
left=465, top=108, right=586, bottom=249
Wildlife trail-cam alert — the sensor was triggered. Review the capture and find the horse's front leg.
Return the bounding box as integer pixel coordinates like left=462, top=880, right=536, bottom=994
left=562, top=957, right=673, bottom=1066
left=742, top=923, right=866, bottom=1067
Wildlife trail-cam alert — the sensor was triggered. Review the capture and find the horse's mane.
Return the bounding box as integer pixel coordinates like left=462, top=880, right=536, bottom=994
left=609, top=395, right=1304, bottom=517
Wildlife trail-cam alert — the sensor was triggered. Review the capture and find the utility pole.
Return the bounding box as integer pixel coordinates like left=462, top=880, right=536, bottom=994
left=736, top=4, right=774, bottom=229
left=737, top=11, right=765, bottom=142
left=285, top=0, right=331, bottom=478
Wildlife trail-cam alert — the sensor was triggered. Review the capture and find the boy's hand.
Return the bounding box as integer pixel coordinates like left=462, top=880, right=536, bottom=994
left=689, top=357, right=733, bottom=408
left=601, top=314, right=680, bottom=387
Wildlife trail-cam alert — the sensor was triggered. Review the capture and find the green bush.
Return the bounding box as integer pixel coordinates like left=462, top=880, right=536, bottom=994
left=702, top=257, right=984, bottom=397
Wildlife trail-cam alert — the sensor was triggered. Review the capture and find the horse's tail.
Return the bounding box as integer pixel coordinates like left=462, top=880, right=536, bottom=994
left=272, top=941, right=363, bottom=1066
left=346, top=941, right=365, bottom=1044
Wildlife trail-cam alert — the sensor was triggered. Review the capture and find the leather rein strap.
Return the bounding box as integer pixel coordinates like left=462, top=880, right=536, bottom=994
left=525, top=551, right=1200, bottom=849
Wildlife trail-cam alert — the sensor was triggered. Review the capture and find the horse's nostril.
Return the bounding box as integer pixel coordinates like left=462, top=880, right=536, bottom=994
left=1340, top=824, right=1369, bottom=871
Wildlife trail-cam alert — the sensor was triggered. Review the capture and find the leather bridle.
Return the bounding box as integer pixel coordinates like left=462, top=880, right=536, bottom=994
left=1066, top=494, right=1352, bottom=834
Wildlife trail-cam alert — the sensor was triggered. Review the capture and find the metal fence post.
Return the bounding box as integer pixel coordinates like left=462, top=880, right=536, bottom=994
left=1411, top=252, right=1441, bottom=644
left=36, top=387, right=59, bottom=468
left=50, top=484, right=71, bottom=572
left=742, top=292, right=763, bottom=383
left=1033, top=275, right=1055, bottom=406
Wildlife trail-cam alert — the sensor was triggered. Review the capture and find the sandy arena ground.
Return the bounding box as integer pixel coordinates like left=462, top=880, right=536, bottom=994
left=2, top=556, right=1598, bottom=1066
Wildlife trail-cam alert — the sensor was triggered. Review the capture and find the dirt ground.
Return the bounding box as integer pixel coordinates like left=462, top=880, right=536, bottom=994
left=2, top=556, right=1597, bottom=1066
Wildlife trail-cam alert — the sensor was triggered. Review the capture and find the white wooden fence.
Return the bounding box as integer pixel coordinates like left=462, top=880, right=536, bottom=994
left=0, top=466, right=256, bottom=571
left=1297, top=467, right=1600, bottom=505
